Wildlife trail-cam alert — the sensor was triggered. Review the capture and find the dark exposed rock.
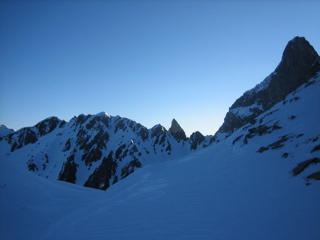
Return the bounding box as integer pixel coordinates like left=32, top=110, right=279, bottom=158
left=259, top=109, right=279, bottom=124
left=311, top=145, right=320, bottom=153
left=257, top=135, right=291, bottom=153
left=59, top=120, right=67, bottom=128
left=114, top=118, right=127, bottom=133
left=10, top=142, right=18, bottom=152
left=121, top=158, right=142, bottom=179
left=9, top=128, right=38, bottom=152
left=84, top=152, right=118, bottom=190
left=151, top=124, right=167, bottom=138
left=151, top=124, right=167, bottom=146
left=86, top=114, right=110, bottom=130
left=82, top=147, right=102, bottom=166
left=257, top=146, right=269, bottom=153
left=166, top=143, right=172, bottom=152
left=115, top=118, right=149, bottom=141
left=77, top=129, right=110, bottom=165
left=218, top=37, right=320, bottom=135
left=35, top=117, right=61, bottom=136
left=267, top=135, right=290, bottom=149
left=138, top=126, right=149, bottom=141
left=58, top=154, right=78, bottom=184
left=115, top=144, right=127, bottom=160
left=76, top=114, right=91, bottom=126
left=23, top=129, right=38, bottom=145
left=27, top=160, right=38, bottom=172
left=169, top=119, right=187, bottom=142
left=296, top=133, right=304, bottom=138
left=190, top=131, right=205, bottom=150
left=307, top=171, right=320, bottom=180
left=62, top=139, right=71, bottom=152
left=244, top=123, right=282, bottom=144
left=232, top=135, right=243, bottom=145
left=292, top=157, right=320, bottom=176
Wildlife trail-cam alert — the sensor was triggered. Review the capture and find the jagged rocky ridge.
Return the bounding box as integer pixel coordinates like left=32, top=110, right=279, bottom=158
left=0, top=114, right=213, bottom=190
left=217, top=37, right=320, bottom=138
left=1, top=36, right=319, bottom=190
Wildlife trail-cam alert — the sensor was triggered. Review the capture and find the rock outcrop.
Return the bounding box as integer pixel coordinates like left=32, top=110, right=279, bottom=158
left=168, top=119, right=187, bottom=141
left=189, top=131, right=205, bottom=150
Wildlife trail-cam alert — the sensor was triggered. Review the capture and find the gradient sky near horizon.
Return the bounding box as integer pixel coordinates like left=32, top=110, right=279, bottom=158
left=1, top=0, right=319, bottom=136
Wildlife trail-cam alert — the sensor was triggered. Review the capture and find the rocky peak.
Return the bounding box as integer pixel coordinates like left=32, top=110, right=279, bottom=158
left=271, top=37, right=320, bottom=95
left=217, top=36, right=320, bottom=136
left=168, top=119, right=187, bottom=141
left=35, top=116, right=64, bottom=136
left=279, top=37, right=319, bottom=71
left=151, top=124, right=167, bottom=138
left=189, top=131, right=205, bottom=150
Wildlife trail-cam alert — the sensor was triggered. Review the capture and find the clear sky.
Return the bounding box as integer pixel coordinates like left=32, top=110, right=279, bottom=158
left=1, top=0, right=319, bottom=136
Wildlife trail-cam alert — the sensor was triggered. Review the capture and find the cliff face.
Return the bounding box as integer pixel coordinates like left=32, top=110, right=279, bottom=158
left=217, top=37, right=320, bottom=136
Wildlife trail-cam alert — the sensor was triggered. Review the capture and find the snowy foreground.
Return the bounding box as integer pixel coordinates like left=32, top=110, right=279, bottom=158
left=1, top=76, right=320, bottom=240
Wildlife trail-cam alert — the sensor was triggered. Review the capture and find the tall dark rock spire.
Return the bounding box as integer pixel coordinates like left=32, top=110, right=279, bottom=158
left=168, top=119, right=187, bottom=141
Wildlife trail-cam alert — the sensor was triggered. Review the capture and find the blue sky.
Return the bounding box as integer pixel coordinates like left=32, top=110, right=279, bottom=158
left=1, top=0, right=319, bottom=136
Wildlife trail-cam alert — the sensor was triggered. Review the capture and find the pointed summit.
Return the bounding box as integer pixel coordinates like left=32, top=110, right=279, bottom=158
left=169, top=119, right=187, bottom=141
left=275, top=36, right=320, bottom=87
left=279, top=37, right=319, bottom=70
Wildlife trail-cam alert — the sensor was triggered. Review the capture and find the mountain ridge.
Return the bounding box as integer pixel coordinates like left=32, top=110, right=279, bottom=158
left=0, top=113, right=213, bottom=190
left=0, top=36, right=319, bottom=191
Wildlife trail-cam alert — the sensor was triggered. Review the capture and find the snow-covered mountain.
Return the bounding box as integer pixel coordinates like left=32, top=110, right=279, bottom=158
left=0, top=113, right=213, bottom=190
left=0, top=36, right=320, bottom=239
left=217, top=36, right=320, bottom=138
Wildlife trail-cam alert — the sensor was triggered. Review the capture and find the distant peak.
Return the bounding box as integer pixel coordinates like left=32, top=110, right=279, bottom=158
left=0, top=124, right=9, bottom=129
left=152, top=124, right=167, bottom=132
left=96, top=112, right=111, bottom=118
left=169, top=119, right=187, bottom=141
left=0, top=124, right=15, bottom=137
left=169, top=119, right=181, bottom=133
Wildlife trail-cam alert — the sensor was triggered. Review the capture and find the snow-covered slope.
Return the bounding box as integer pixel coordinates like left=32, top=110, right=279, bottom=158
left=1, top=72, right=319, bottom=240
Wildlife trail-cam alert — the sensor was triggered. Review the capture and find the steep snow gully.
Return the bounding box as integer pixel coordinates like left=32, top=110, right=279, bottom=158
left=1, top=37, right=320, bottom=239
